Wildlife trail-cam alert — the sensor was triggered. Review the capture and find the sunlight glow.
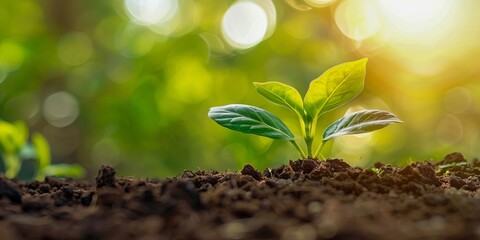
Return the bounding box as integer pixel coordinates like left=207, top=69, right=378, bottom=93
left=334, top=0, right=380, bottom=41
left=377, top=0, right=453, bottom=35
left=335, top=0, right=467, bottom=78
left=305, top=0, right=336, bottom=7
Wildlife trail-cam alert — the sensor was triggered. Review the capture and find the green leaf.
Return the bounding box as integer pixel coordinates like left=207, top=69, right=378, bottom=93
left=43, top=164, right=86, bottom=178
left=13, top=121, right=28, bottom=143
left=13, top=121, right=28, bottom=147
left=208, top=104, right=294, bottom=140
left=254, top=82, right=304, bottom=117
left=32, top=133, right=51, bottom=171
left=304, top=58, right=368, bottom=120
left=4, top=154, right=21, bottom=178
left=0, top=121, right=22, bottom=153
left=0, top=120, right=28, bottom=178
left=323, top=110, right=402, bottom=141
left=438, top=162, right=467, bottom=169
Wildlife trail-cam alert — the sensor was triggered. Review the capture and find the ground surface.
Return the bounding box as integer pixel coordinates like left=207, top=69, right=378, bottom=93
left=1, top=152, right=480, bottom=240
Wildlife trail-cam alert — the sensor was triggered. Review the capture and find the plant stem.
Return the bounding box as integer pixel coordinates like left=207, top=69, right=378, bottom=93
left=297, top=114, right=307, bottom=138
left=303, top=119, right=314, bottom=158
left=305, top=137, right=313, bottom=158
left=313, top=141, right=326, bottom=159
left=290, top=140, right=307, bottom=159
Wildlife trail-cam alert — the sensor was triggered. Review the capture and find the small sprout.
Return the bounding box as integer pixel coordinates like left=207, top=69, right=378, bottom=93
left=31, top=132, right=85, bottom=180
left=0, top=120, right=29, bottom=178
left=0, top=119, right=85, bottom=179
left=209, top=59, right=402, bottom=159
left=437, top=162, right=468, bottom=169
left=371, top=167, right=384, bottom=176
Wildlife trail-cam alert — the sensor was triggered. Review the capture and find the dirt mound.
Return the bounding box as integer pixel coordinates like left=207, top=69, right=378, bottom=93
left=1, top=152, right=480, bottom=239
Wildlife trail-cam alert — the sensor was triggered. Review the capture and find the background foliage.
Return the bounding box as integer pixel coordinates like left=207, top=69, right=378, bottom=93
left=1, top=0, right=480, bottom=177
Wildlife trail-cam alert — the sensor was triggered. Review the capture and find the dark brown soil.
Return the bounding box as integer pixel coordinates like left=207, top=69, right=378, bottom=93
left=1, top=152, right=480, bottom=240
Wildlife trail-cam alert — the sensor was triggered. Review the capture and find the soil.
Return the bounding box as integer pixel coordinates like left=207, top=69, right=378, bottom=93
left=1, top=152, right=480, bottom=240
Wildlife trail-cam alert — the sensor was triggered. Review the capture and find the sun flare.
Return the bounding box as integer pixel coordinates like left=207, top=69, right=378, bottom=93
left=332, top=0, right=472, bottom=77
left=377, top=0, right=454, bottom=35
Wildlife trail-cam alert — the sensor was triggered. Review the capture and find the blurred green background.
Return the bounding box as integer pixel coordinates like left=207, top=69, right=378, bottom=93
left=1, top=0, right=480, bottom=177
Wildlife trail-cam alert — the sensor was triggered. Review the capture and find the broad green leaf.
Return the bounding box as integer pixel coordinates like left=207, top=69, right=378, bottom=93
left=13, top=121, right=28, bottom=147
left=4, top=154, right=21, bottom=178
left=208, top=104, right=294, bottom=140
left=0, top=121, right=21, bottom=153
left=254, top=82, right=304, bottom=117
left=32, top=133, right=51, bottom=171
left=304, top=58, right=368, bottom=120
left=323, top=110, right=402, bottom=141
left=43, top=164, right=86, bottom=178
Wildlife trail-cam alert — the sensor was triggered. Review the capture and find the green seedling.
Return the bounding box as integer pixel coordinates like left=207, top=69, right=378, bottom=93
left=0, top=120, right=27, bottom=178
left=31, top=132, right=85, bottom=180
left=371, top=167, right=384, bottom=176
left=0, top=119, right=85, bottom=180
left=208, top=58, right=402, bottom=159
left=437, top=162, right=467, bottom=169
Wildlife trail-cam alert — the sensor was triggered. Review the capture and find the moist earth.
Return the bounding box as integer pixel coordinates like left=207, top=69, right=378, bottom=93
left=1, top=152, right=480, bottom=240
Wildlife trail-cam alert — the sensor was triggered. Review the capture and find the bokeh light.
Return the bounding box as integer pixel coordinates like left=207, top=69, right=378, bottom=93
left=58, top=32, right=93, bottom=66
left=146, top=0, right=198, bottom=37
left=334, top=0, right=380, bottom=42
left=2, top=1, right=480, bottom=178
left=123, top=0, right=191, bottom=38
left=43, top=91, right=79, bottom=128
left=115, top=24, right=157, bottom=58
left=436, top=114, right=464, bottom=146
left=5, top=93, right=40, bottom=123
left=222, top=1, right=275, bottom=49
left=124, top=0, right=178, bottom=26
left=444, top=87, right=472, bottom=114
left=0, top=40, right=25, bottom=72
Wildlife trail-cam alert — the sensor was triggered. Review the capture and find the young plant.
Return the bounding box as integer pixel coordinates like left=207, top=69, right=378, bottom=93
left=31, top=132, right=85, bottom=180
left=0, top=119, right=85, bottom=179
left=437, top=162, right=467, bottom=170
left=208, top=58, right=402, bottom=159
left=0, top=120, right=28, bottom=178
left=371, top=167, right=385, bottom=176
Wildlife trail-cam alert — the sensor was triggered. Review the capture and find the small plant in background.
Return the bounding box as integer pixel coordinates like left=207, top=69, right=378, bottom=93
left=0, top=120, right=27, bottom=178
left=209, top=58, right=402, bottom=159
left=0, top=119, right=85, bottom=180
left=437, top=162, right=467, bottom=169
left=371, top=167, right=385, bottom=176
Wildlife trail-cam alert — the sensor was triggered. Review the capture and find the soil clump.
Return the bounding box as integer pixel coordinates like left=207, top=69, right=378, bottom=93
left=1, top=152, right=480, bottom=239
